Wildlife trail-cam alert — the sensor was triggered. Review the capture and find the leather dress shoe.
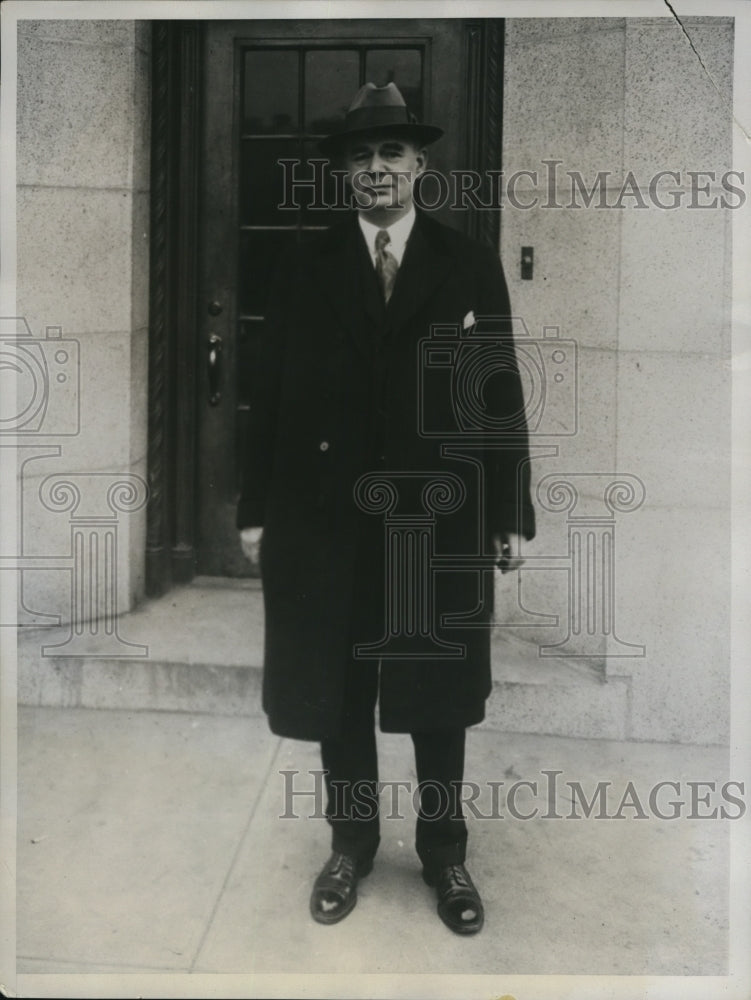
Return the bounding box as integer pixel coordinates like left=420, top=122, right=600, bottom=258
left=310, top=851, right=373, bottom=925
left=422, top=863, right=484, bottom=934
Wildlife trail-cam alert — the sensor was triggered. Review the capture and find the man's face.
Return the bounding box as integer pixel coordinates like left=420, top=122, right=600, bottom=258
left=341, top=133, right=427, bottom=214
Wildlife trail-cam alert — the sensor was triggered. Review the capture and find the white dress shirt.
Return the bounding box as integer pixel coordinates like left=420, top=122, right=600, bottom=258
left=358, top=205, right=416, bottom=267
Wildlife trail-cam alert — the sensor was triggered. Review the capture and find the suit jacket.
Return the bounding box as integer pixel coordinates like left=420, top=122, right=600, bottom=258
left=238, top=209, right=535, bottom=740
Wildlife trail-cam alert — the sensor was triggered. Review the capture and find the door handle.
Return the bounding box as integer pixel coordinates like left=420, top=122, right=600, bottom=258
left=207, top=333, right=223, bottom=406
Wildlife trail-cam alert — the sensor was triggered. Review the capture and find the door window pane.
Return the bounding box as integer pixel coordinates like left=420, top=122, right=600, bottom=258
left=243, top=49, right=299, bottom=134
left=365, top=48, right=423, bottom=120
left=300, top=140, right=350, bottom=224
left=240, top=138, right=302, bottom=226
left=304, top=49, right=359, bottom=135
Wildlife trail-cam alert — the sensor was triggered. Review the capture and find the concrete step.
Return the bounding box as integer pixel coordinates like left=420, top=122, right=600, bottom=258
left=16, top=578, right=630, bottom=740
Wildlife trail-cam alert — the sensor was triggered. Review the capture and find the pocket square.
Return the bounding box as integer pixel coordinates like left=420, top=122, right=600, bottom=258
left=462, top=310, right=476, bottom=329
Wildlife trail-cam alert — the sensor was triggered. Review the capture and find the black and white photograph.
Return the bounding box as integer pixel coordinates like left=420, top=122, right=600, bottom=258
left=1, top=1, right=750, bottom=998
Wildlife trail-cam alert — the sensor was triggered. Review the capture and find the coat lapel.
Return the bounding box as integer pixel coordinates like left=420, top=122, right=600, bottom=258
left=310, top=215, right=383, bottom=360
left=385, top=213, right=453, bottom=333
left=310, top=211, right=454, bottom=355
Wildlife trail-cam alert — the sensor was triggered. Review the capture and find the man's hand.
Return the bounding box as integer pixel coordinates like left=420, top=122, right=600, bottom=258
left=240, top=526, right=263, bottom=567
left=492, top=532, right=525, bottom=574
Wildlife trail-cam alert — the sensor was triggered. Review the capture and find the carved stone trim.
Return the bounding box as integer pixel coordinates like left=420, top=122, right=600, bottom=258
left=145, top=21, right=171, bottom=597
left=464, top=19, right=505, bottom=249
left=172, top=22, right=201, bottom=584
left=145, top=22, right=200, bottom=596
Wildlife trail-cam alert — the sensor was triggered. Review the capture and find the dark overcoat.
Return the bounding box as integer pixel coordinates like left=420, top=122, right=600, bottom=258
left=237, top=210, right=536, bottom=740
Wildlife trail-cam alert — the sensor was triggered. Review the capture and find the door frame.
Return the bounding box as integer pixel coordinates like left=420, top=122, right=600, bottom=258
left=144, top=17, right=505, bottom=597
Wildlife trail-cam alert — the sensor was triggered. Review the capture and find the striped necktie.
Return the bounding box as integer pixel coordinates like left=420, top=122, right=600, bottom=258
left=375, top=228, right=399, bottom=304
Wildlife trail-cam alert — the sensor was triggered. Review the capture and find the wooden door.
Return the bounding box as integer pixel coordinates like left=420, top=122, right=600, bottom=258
left=192, top=18, right=503, bottom=577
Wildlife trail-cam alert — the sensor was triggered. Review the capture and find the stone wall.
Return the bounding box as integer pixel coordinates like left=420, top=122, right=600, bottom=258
left=15, top=20, right=151, bottom=626
left=498, top=16, right=733, bottom=744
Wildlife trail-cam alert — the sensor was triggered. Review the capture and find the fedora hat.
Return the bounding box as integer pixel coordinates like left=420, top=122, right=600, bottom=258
left=319, top=82, right=443, bottom=156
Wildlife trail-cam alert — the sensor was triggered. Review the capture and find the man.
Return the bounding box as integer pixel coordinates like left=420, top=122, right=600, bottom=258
left=238, top=82, right=535, bottom=935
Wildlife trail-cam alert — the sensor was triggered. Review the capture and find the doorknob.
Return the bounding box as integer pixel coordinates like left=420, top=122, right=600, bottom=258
left=207, top=333, right=223, bottom=406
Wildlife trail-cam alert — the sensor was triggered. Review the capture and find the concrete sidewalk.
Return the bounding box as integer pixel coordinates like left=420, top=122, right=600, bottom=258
left=17, top=705, right=729, bottom=978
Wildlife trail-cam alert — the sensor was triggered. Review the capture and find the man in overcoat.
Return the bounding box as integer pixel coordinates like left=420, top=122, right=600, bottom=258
left=238, top=82, right=535, bottom=934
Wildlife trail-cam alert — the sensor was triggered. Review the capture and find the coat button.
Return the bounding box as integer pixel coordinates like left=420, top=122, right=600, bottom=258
left=319, top=440, right=329, bottom=452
